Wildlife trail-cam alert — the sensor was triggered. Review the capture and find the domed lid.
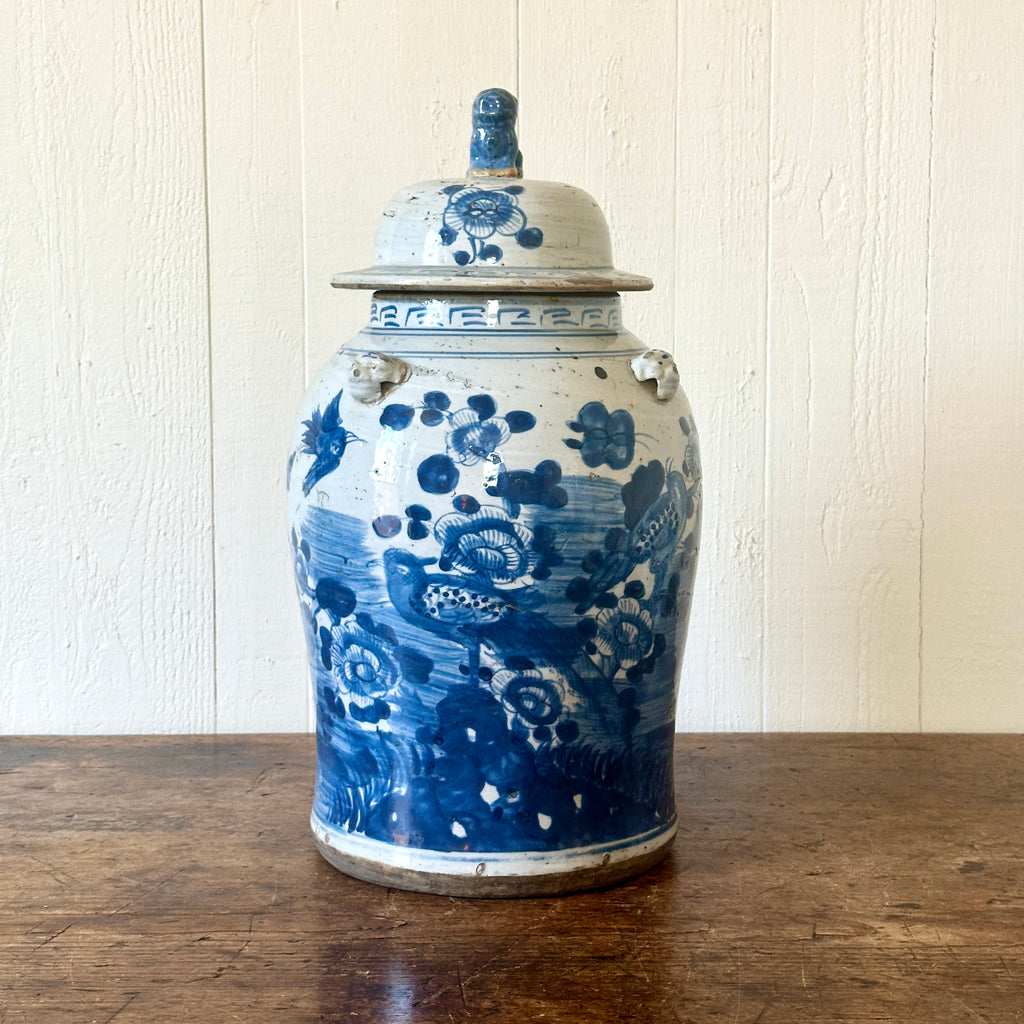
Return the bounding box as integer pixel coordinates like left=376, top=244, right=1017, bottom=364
left=332, top=89, right=652, bottom=294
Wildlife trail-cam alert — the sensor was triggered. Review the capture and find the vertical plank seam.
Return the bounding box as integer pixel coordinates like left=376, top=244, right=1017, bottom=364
left=198, top=0, right=219, bottom=732
left=514, top=0, right=521, bottom=98
left=760, top=0, right=776, bottom=732
left=672, top=0, right=679, bottom=361
left=297, top=0, right=313, bottom=731
left=919, top=0, right=938, bottom=733
left=298, top=0, right=311, bottom=391
left=671, top=0, right=681, bottom=728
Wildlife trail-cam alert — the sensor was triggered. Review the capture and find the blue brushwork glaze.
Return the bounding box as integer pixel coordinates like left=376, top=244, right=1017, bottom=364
left=564, top=401, right=636, bottom=471
left=448, top=406, right=510, bottom=465
left=379, top=391, right=536, bottom=490
left=417, top=453, right=460, bottom=494
left=486, top=459, right=568, bottom=512
left=433, top=504, right=539, bottom=582
left=468, top=87, right=522, bottom=176
left=291, top=386, right=701, bottom=856
left=564, top=458, right=694, bottom=614
left=384, top=547, right=519, bottom=637
left=368, top=299, right=622, bottom=333
left=299, top=389, right=362, bottom=494
left=438, top=185, right=544, bottom=266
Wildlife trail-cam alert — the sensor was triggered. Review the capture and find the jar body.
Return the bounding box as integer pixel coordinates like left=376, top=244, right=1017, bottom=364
left=287, top=294, right=701, bottom=895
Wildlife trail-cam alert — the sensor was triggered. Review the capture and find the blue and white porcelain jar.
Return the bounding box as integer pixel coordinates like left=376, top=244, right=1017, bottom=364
left=287, top=90, right=701, bottom=896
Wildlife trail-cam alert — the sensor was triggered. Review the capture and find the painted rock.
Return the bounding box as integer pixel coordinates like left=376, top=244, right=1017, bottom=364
left=287, top=89, right=701, bottom=896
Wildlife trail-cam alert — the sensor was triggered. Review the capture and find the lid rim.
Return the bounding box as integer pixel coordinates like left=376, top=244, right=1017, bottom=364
left=331, top=267, right=654, bottom=293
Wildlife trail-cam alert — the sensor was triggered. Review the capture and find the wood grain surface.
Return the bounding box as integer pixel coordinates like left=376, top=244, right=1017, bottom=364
left=3, top=734, right=1022, bottom=1022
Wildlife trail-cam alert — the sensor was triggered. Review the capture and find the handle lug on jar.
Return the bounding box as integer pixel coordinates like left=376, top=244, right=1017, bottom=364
left=348, top=352, right=411, bottom=403
left=630, top=349, right=679, bottom=401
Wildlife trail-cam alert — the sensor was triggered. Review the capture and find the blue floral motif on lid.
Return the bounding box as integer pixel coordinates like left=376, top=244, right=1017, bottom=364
left=438, top=185, right=543, bottom=266
left=446, top=188, right=524, bottom=240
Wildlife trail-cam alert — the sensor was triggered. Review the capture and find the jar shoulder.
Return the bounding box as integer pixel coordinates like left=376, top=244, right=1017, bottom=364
left=294, top=327, right=695, bottom=433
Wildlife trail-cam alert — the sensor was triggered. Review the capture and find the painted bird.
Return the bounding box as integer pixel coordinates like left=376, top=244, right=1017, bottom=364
left=300, top=389, right=361, bottom=495
left=384, top=549, right=633, bottom=741
left=384, top=550, right=518, bottom=635
left=572, top=463, right=693, bottom=613
left=631, top=466, right=690, bottom=576
left=383, top=549, right=575, bottom=680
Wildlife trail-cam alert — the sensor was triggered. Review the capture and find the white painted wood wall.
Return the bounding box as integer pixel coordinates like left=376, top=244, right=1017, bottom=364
left=3, top=1, right=1021, bottom=734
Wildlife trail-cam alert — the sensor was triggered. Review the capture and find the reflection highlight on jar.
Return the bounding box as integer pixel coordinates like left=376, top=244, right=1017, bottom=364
left=370, top=427, right=404, bottom=484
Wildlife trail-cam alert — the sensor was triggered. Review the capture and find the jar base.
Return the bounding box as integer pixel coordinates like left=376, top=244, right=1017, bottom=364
left=311, top=814, right=677, bottom=897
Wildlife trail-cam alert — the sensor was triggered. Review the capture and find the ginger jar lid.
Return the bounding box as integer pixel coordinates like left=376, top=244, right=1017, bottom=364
left=332, top=88, right=653, bottom=294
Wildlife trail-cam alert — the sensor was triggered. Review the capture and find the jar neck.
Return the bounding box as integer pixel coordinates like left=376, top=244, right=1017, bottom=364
left=367, top=292, right=622, bottom=336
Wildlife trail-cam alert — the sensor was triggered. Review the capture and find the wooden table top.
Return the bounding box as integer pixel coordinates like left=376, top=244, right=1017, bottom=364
left=2, top=734, right=1022, bottom=1022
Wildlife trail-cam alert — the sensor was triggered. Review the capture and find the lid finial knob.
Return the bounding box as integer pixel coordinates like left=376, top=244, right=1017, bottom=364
left=468, top=88, right=523, bottom=179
